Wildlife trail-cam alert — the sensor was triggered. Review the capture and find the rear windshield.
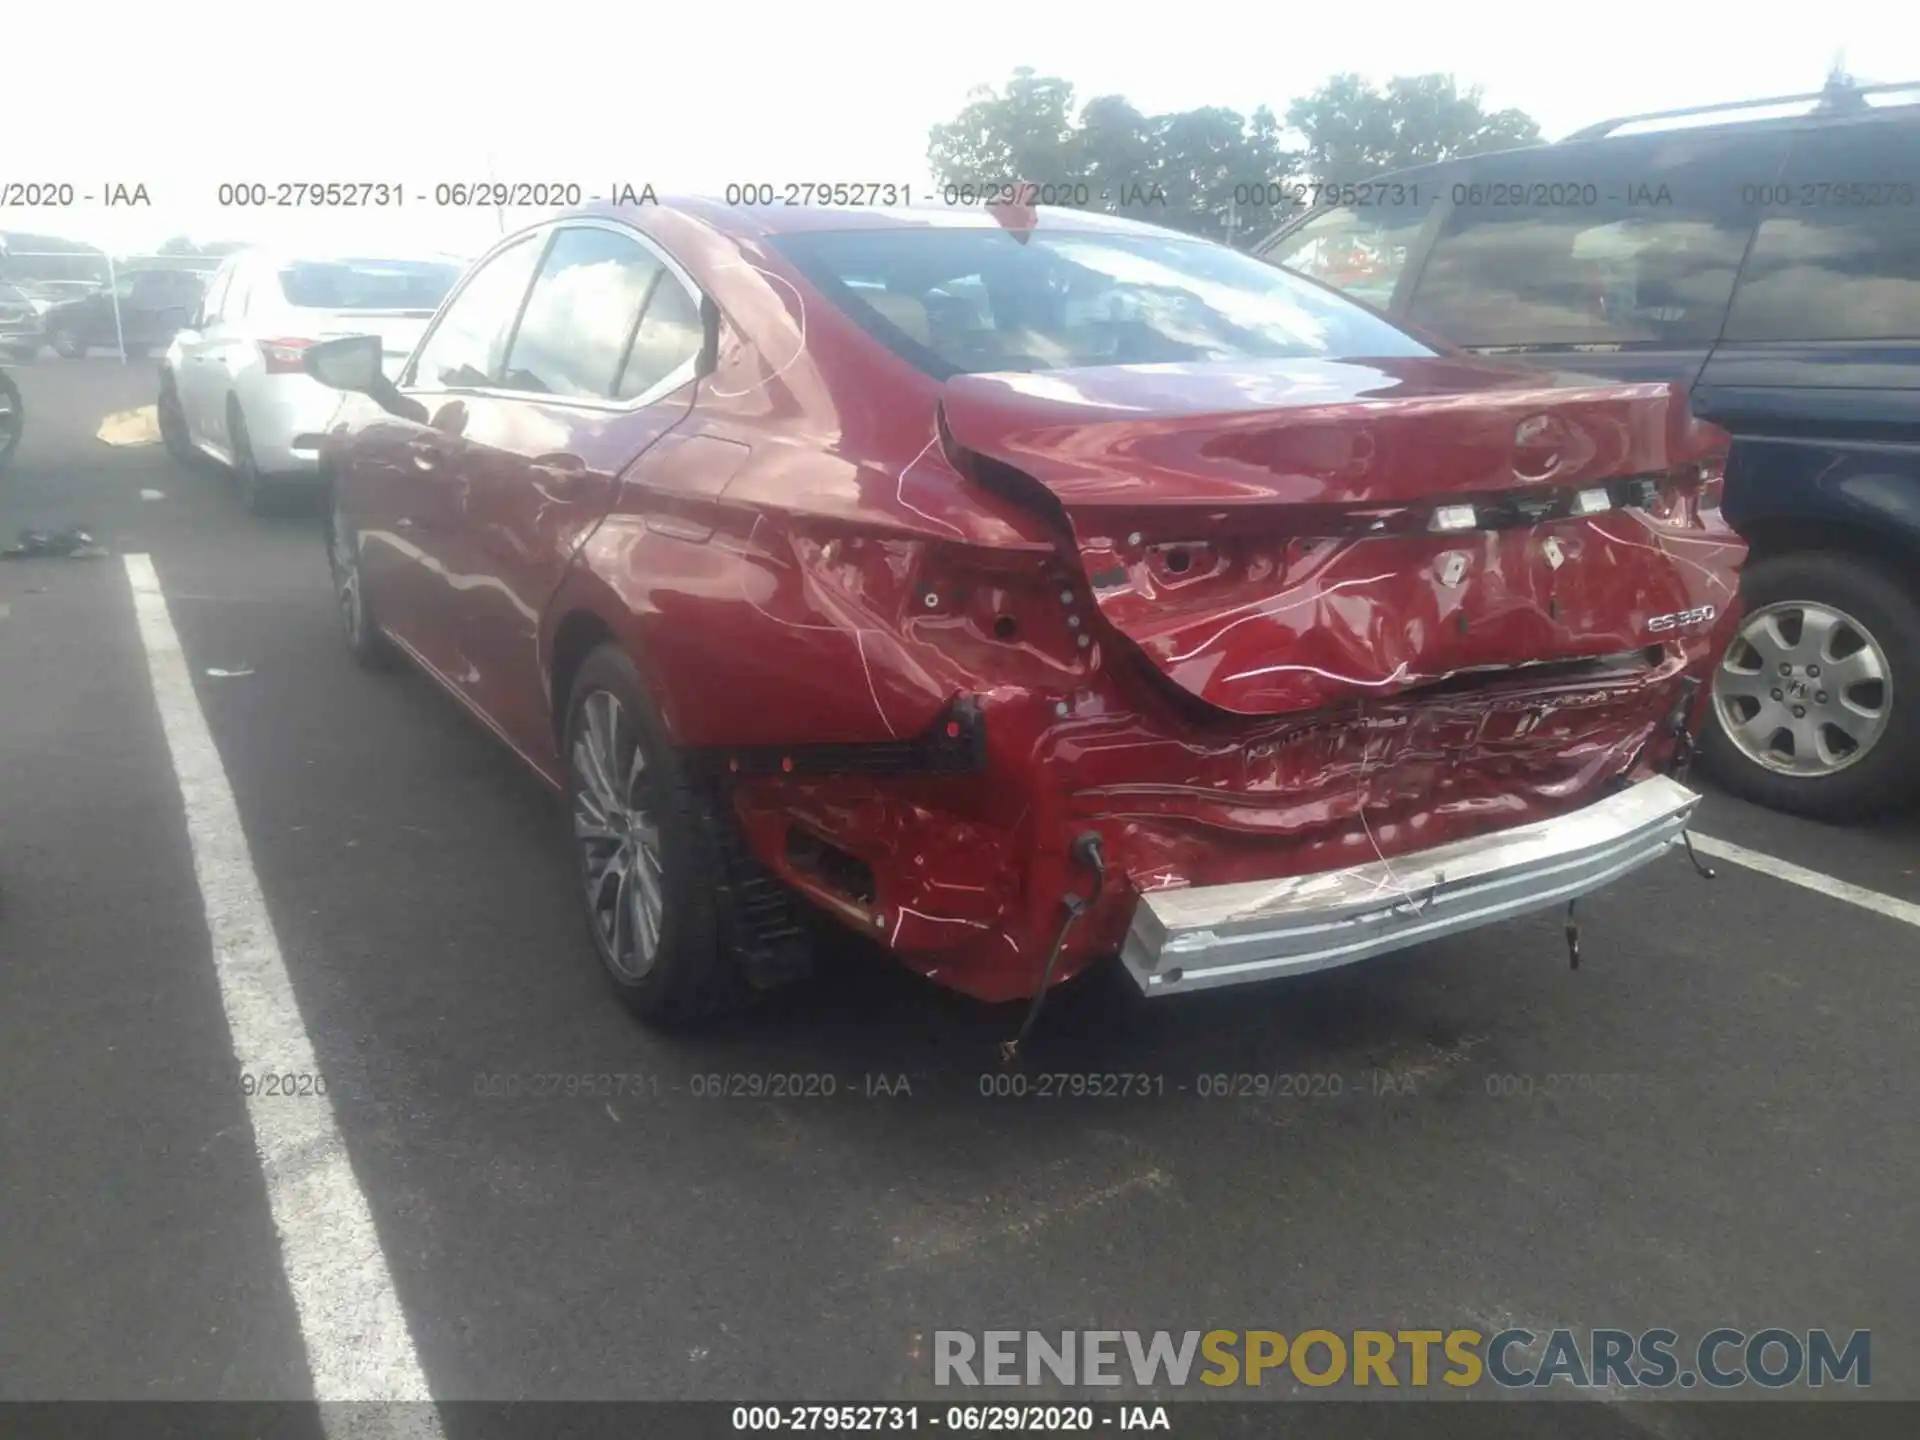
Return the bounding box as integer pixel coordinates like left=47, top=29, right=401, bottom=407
left=772, top=225, right=1432, bottom=378
left=277, top=259, right=461, bottom=313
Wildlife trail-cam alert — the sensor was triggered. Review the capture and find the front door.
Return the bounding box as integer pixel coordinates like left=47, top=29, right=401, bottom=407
left=374, top=232, right=548, bottom=676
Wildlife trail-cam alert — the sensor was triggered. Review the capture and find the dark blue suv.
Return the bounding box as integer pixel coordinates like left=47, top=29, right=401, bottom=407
left=1260, top=80, right=1920, bottom=821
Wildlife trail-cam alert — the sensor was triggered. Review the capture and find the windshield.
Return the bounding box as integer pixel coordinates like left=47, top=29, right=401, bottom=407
left=774, top=225, right=1432, bottom=377
left=1261, top=202, right=1433, bottom=310
left=277, top=259, right=462, bottom=313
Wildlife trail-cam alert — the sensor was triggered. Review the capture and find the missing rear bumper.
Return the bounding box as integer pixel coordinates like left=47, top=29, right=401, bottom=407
left=1119, top=775, right=1701, bottom=997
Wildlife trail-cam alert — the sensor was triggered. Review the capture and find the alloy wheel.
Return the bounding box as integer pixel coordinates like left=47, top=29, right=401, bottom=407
left=1712, top=600, right=1892, bottom=776
left=572, top=690, right=666, bottom=980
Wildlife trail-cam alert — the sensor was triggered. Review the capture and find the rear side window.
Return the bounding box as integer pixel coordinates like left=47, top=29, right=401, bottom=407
left=502, top=227, right=668, bottom=400
left=201, top=266, right=233, bottom=321
left=278, top=259, right=460, bottom=313
left=615, top=276, right=702, bottom=401
left=1722, top=120, right=1920, bottom=342
left=774, top=225, right=1431, bottom=379
left=1404, top=135, right=1780, bottom=349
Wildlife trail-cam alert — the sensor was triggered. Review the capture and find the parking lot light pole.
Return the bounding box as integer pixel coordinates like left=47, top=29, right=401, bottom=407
left=104, top=252, right=129, bottom=364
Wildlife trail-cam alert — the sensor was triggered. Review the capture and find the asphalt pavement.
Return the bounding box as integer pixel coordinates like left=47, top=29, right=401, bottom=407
left=2, top=358, right=1917, bottom=1428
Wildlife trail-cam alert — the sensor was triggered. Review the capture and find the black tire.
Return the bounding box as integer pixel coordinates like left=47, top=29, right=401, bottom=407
left=1702, top=550, right=1920, bottom=821
left=50, top=328, right=85, bottom=359
left=229, top=399, right=275, bottom=515
left=325, top=486, right=399, bottom=670
left=157, top=375, right=194, bottom=465
left=0, top=369, right=21, bottom=474
left=562, top=645, right=763, bottom=1025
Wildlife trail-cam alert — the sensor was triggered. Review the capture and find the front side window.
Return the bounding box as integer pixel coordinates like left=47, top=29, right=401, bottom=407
left=774, top=225, right=1432, bottom=378
left=501, top=228, right=664, bottom=400
left=409, top=235, right=544, bottom=390
left=1403, top=136, right=1777, bottom=349
left=1722, top=121, right=1920, bottom=343
left=1260, top=199, right=1433, bottom=310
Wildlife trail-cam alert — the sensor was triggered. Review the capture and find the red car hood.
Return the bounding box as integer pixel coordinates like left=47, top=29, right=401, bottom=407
left=941, top=355, right=1730, bottom=716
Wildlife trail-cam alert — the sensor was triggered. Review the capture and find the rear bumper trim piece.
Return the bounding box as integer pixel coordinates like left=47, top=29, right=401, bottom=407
left=1119, top=775, right=1701, bottom=997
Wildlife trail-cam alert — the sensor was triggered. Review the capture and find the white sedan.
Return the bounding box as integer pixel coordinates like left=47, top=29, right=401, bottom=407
left=159, top=249, right=462, bottom=512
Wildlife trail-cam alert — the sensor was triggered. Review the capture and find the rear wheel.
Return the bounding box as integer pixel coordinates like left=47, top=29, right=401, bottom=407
left=1704, top=551, right=1920, bottom=820
left=50, top=328, right=85, bottom=359
left=229, top=400, right=275, bottom=515
left=563, top=645, right=754, bottom=1025
left=157, top=376, right=193, bottom=465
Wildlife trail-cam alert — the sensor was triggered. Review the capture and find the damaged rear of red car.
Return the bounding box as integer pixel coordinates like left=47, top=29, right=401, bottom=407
left=321, top=198, right=1745, bottom=1024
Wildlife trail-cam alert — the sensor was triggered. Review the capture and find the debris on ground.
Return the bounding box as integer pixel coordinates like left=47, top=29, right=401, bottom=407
left=96, top=405, right=161, bottom=447
left=0, top=525, right=110, bottom=560
left=140, top=489, right=166, bottom=501
left=205, top=667, right=255, bottom=679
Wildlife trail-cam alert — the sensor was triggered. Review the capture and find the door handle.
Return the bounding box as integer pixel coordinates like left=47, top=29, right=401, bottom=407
left=407, top=441, right=443, bottom=473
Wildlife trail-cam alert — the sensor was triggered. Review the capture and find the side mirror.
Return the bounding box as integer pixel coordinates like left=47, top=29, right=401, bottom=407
left=305, top=333, right=384, bottom=393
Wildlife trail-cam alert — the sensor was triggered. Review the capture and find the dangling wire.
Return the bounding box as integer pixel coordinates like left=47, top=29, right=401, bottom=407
left=1354, top=699, right=1431, bottom=916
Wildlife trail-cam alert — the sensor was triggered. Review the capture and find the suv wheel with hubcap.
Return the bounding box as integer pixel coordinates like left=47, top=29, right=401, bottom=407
left=1705, top=551, right=1919, bottom=820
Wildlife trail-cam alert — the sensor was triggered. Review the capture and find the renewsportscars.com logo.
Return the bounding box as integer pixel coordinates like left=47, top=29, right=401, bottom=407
left=933, top=1328, right=1871, bottom=1391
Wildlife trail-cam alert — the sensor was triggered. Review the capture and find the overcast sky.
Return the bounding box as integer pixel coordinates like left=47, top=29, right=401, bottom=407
left=5, top=0, right=1913, bottom=258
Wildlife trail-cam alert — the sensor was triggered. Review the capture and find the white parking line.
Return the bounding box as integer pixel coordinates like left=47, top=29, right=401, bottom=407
left=124, top=554, right=444, bottom=1430
left=1689, top=832, right=1920, bottom=929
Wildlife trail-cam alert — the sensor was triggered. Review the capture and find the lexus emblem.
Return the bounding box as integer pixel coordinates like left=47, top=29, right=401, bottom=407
left=1512, top=414, right=1565, bottom=483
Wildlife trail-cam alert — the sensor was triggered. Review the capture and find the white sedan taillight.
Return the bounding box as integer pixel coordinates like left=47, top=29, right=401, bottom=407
left=259, top=337, right=316, bottom=374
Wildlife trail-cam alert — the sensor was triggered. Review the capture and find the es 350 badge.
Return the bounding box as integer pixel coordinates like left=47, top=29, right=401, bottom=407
left=1646, top=605, right=1717, bottom=634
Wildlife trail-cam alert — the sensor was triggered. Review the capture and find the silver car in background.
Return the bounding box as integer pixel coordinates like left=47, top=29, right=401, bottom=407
left=159, top=249, right=462, bottom=512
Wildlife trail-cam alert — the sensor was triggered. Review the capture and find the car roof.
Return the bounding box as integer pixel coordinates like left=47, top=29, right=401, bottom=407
left=556, top=195, right=1204, bottom=243
left=1283, top=93, right=1920, bottom=193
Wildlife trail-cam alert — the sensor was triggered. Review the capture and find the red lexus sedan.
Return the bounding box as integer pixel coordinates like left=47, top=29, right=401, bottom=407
left=304, top=197, right=1744, bottom=1027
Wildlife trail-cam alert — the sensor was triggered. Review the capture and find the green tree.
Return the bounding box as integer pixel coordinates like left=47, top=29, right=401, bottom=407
left=928, top=68, right=1078, bottom=192
left=929, top=71, right=1298, bottom=241
left=1286, top=73, right=1541, bottom=183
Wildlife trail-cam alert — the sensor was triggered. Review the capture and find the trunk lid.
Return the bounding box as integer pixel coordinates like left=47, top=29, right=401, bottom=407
left=941, top=355, right=1728, bottom=716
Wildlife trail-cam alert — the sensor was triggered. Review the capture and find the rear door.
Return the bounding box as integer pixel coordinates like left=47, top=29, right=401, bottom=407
left=457, top=221, right=705, bottom=762
left=1692, top=112, right=1920, bottom=496
left=173, top=262, right=230, bottom=441
left=1400, top=132, right=1783, bottom=389
left=176, top=262, right=244, bottom=446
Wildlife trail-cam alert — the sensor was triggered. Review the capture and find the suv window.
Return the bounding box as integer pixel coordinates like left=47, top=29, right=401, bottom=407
left=775, top=226, right=1431, bottom=378
left=410, top=235, right=543, bottom=390
left=501, top=227, right=664, bottom=399
left=1403, top=135, right=1781, bottom=348
left=1722, top=119, right=1920, bottom=343
left=1260, top=189, right=1438, bottom=310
